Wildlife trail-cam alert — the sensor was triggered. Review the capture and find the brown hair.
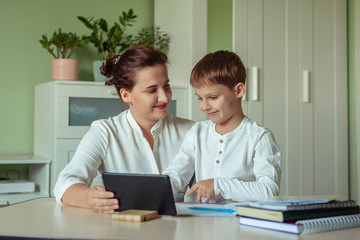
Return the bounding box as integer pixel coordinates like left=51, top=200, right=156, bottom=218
left=190, top=50, right=246, bottom=89
left=100, top=45, right=168, bottom=99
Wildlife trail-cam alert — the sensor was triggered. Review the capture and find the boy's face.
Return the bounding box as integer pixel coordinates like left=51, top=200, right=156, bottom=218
left=194, top=83, right=244, bottom=125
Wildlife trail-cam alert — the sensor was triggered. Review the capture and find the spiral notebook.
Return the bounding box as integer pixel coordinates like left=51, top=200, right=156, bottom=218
left=239, top=214, right=360, bottom=234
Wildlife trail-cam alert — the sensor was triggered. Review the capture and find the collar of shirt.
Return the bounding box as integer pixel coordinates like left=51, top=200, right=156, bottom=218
left=125, top=109, right=162, bottom=137
left=210, top=116, right=250, bottom=141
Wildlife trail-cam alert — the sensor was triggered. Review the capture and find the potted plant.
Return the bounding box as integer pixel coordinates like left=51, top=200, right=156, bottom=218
left=78, top=9, right=136, bottom=60
left=78, top=9, right=135, bottom=81
left=132, top=26, right=170, bottom=54
left=39, top=28, right=86, bottom=80
left=78, top=9, right=170, bottom=81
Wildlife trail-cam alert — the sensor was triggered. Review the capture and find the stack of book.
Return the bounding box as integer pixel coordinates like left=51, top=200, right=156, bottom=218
left=237, top=198, right=360, bottom=234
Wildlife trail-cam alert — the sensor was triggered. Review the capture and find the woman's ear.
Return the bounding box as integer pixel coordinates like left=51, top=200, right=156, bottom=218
left=234, top=82, right=245, bottom=98
left=120, top=88, right=131, bottom=103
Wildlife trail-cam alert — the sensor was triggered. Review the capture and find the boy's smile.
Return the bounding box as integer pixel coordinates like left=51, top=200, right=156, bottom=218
left=206, top=110, right=219, bottom=117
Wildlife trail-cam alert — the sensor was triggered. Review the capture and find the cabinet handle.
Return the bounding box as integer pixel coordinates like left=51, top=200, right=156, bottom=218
left=251, top=67, right=259, bottom=101
left=303, top=70, right=310, bottom=103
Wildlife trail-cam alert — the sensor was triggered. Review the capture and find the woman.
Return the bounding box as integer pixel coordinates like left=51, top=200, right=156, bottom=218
left=53, top=45, right=194, bottom=213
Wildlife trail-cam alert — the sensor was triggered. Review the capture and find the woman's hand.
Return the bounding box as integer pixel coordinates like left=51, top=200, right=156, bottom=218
left=62, top=183, right=118, bottom=214
left=87, top=185, right=119, bottom=214
left=185, top=179, right=215, bottom=203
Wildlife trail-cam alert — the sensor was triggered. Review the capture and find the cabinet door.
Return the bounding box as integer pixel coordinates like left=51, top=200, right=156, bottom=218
left=312, top=0, right=348, bottom=198
left=52, top=139, right=103, bottom=196
left=51, top=139, right=82, bottom=196
left=233, top=0, right=348, bottom=198
left=233, top=0, right=264, bottom=124
left=233, top=0, right=287, bottom=195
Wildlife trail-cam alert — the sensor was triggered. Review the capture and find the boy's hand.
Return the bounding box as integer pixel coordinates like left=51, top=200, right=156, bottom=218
left=186, top=179, right=215, bottom=203
left=87, top=185, right=119, bottom=214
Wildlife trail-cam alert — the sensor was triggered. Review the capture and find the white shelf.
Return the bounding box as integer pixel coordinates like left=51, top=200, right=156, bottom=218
left=0, top=155, right=51, bottom=205
left=0, top=155, right=51, bottom=164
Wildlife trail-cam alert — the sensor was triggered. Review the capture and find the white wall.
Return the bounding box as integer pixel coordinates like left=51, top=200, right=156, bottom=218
left=154, top=0, right=208, bottom=122
left=355, top=0, right=360, bottom=202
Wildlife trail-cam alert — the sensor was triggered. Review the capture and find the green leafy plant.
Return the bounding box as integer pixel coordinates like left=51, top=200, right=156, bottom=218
left=78, top=9, right=170, bottom=59
left=133, top=26, right=170, bottom=54
left=39, top=29, right=86, bottom=58
left=78, top=9, right=137, bottom=59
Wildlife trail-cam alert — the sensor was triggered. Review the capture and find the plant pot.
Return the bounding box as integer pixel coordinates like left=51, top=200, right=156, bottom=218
left=51, top=59, right=78, bottom=81
left=93, top=60, right=107, bottom=82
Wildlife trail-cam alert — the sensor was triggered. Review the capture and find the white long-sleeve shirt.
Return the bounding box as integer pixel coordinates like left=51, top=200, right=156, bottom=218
left=53, top=109, right=194, bottom=203
left=163, top=117, right=282, bottom=203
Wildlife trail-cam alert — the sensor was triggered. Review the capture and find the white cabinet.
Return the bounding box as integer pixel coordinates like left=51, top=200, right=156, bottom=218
left=34, top=81, right=189, bottom=195
left=233, top=0, right=348, bottom=198
left=0, top=155, right=50, bottom=205
left=34, top=81, right=122, bottom=195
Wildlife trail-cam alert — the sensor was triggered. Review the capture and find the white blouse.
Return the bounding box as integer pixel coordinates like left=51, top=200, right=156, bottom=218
left=53, top=109, right=194, bottom=203
left=163, top=117, right=282, bottom=203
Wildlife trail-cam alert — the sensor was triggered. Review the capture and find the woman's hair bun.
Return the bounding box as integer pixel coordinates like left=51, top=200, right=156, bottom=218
left=100, top=61, right=108, bottom=77
left=100, top=54, right=121, bottom=79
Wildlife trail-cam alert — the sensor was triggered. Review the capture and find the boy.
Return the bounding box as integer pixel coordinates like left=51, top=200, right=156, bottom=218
left=163, top=50, right=282, bottom=203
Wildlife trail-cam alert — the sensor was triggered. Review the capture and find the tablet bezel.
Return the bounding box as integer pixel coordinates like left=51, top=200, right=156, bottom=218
left=102, top=172, right=177, bottom=215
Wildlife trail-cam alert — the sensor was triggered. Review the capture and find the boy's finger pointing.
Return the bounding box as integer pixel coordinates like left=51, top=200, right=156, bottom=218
left=185, top=185, right=198, bottom=196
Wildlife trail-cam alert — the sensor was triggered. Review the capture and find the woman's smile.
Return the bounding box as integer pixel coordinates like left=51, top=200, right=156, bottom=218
left=155, top=103, right=167, bottom=110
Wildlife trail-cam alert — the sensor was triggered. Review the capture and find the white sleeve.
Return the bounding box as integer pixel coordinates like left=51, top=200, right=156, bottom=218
left=215, top=131, right=282, bottom=202
left=163, top=129, right=196, bottom=194
left=53, top=122, right=108, bottom=203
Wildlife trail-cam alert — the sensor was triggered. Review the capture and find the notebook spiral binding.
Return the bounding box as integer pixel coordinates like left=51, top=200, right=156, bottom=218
left=297, top=214, right=360, bottom=234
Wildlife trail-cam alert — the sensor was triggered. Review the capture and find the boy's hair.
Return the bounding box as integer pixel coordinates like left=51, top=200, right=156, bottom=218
left=190, top=50, right=246, bottom=89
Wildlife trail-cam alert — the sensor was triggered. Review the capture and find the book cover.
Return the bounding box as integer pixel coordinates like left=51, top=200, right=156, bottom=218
left=237, top=205, right=360, bottom=222
left=239, top=214, right=360, bottom=234
left=247, top=199, right=357, bottom=211
left=112, top=209, right=160, bottom=222
left=240, top=217, right=300, bottom=234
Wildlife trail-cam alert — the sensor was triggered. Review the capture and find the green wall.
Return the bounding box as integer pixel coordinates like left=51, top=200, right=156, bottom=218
left=207, top=0, right=232, bottom=52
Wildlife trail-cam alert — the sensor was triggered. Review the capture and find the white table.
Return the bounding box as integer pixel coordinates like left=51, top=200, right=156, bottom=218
left=0, top=198, right=359, bottom=239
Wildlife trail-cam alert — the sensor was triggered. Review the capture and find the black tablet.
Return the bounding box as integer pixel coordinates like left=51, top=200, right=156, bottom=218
left=102, top=172, right=177, bottom=215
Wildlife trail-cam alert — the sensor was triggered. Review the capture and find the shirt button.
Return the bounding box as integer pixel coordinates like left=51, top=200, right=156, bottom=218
left=220, top=140, right=223, bottom=143
left=216, top=160, right=220, bottom=164
left=219, top=151, right=222, bottom=154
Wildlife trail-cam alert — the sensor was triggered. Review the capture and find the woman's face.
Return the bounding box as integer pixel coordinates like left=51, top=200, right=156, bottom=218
left=121, top=64, right=172, bottom=126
